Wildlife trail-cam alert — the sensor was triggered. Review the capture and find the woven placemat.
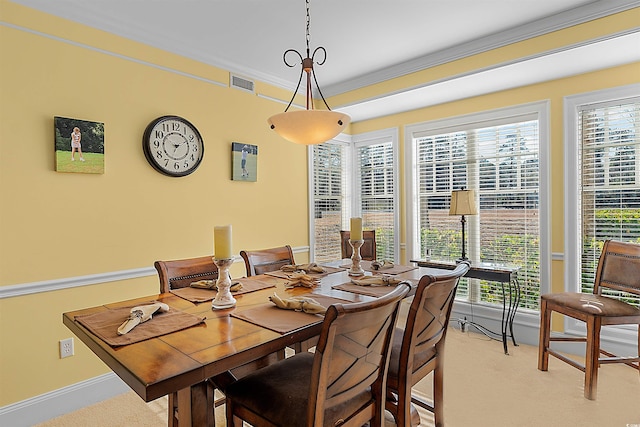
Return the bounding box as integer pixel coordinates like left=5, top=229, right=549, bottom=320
left=74, top=301, right=205, bottom=346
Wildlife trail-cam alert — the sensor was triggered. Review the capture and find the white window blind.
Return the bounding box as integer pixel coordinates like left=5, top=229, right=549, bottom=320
left=311, top=143, right=348, bottom=263
left=413, top=114, right=541, bottom=310
left=356, top=141, right=396, bottom=261
left=578, top=98, right=640, bottom=306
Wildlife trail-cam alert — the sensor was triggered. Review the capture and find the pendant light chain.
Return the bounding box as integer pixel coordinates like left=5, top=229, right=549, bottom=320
left=305, top=0, right=311, bottom=56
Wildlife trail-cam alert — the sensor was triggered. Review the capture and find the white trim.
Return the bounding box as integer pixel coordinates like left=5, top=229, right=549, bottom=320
left=324, top=0, right=640, bottom=96
left=352, top=128, right=401, bottom=262
left=0, top=249, right=309, bottom=298
left=338, top=31, right=640, bottom=123
left=0, top=22, right=227, bottom=88
left=0, top=373, right=129, bottom=427
left=0, top=268, right=156, bottom=299
left=562, top=83, right=640, bottom=343
left=451, top=301, right=637, bottom=356
left=404, top=101, right=551, bottom=275
left=307, top=137, right=351, bottom=262
left=563, top=83, right=640, bottom=294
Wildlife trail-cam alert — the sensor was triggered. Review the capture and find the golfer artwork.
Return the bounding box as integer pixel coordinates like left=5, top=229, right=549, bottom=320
left=231, top=142, right=257, bottom=181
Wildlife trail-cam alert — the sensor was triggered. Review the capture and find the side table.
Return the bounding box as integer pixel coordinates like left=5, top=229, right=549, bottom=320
left=411, top=259, right=520, bottom=354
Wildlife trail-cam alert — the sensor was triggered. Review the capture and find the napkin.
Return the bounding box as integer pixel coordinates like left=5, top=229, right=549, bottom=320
left=351, top=275, right=403, bottom=287
left=285, top=272, right=320, bottom=289
left=371, top=260, right=394, bottom=270
left=117, top=302, right=170, bottom=335
left=268, top=293, right=327, bottom=315
left=280, top=263, right=326, bottom=274
left=190, top=279, right=243, bottom=292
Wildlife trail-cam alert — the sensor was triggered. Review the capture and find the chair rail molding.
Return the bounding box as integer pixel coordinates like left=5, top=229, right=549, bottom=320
left=1, top=246, right=311, bottom=299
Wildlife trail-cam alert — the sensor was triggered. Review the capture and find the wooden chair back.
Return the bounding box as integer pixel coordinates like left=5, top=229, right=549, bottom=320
left=154, top=255, right=217, bottom=293
left=340, top=230, right=377, bottom=260
left=386, top=262, right=470, bottom=427
left=310, top=283, right=409, bottom=425
left=594, top=239, right=640, bottom=297
left=240, top=245, right=295, bottom=276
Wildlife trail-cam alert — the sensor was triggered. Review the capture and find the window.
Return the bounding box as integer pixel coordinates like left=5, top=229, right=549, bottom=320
left=354, top=130, right=399, bottom=261
left=309, top=141, right=349, bottom=263
left=405, top=102, right=550, bottom=311
left=565, top=84, right=640, bottom=309
left=309, top=130, right=399, bottom=263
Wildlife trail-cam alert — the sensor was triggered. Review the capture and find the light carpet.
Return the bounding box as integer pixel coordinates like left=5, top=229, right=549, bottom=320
left=34, top=327, right=640, bottom=427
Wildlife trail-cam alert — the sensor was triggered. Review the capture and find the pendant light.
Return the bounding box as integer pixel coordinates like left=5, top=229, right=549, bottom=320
left=268, top=0, right=350, bottom=145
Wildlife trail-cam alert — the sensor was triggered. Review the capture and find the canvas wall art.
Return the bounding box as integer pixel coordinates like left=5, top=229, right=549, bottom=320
left=231, top=142, right=257, bottom=182
left=55, top=116, right=105, bottom=174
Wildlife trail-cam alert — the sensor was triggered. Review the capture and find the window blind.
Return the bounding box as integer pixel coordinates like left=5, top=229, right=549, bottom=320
left=356, top=141, right=396, bottom=260
left=312, top=143, right=348, bottom=263
left=578, top=98, right=640, bottom=306
left=414, top=117, right=541, bottom=309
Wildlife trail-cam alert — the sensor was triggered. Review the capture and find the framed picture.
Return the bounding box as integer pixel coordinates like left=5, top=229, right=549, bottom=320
left=54, top=116, right=105, bottom=174
left=231, top=142, right=257, bottom=182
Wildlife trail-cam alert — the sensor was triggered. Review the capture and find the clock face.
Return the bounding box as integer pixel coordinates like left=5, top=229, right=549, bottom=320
left=143, top=116, right=204, bottom=177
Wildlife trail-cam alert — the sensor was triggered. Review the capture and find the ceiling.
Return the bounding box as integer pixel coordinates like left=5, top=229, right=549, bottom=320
left=10, top=0, right=640, bottom=122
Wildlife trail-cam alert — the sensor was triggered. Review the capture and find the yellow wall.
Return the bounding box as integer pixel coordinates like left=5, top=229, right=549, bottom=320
left=0, top=2, right=312, bottom=405
left=1, top=1, right=639, bottom=407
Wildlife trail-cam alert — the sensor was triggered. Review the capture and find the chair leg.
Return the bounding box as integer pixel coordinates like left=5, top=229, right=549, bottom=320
left=538, top=299, right=551, bottom=371
left=433, top=362, right=444, bottom=427
left=168, top=392, right=178, bottom=427
left=584, top=316, right=601, bottom=400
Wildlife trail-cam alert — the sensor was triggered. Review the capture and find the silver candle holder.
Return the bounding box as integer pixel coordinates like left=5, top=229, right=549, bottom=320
left=348, top=239, right=365, bottom=276
left=211, top=258, right=236, bottom=310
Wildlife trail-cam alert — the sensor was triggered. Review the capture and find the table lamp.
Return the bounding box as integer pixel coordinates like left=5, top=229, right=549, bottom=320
left=449, top=189, right=477, bottom=261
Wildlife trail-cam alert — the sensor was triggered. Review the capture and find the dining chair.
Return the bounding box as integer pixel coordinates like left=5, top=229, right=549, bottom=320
left=240, top=244, right=320, bottom=354
left=240, top=245, right=295, bottom=276
left=385, top=261, right=470, bottom=427
left=154, top=255, right=283, bottom=427
left=154, top=255, right=218, bottom=293
left=224, top=282, right=410, bottom=427
left=538, top=239, right=640, bottom=400
left=340, top=230, right=377, bottom=261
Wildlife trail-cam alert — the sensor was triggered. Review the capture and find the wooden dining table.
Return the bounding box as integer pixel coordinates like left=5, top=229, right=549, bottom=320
left=63, top=260, right=446, bottom=427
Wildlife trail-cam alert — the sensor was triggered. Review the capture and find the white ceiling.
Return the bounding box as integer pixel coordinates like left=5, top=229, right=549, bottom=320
left=9, top=0, right=640, bottom=122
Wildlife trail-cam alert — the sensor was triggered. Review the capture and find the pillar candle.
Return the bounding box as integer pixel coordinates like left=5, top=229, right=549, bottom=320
left=350, top=217, right=362, bottom=241
left=214, top=225, right=232, bottom=259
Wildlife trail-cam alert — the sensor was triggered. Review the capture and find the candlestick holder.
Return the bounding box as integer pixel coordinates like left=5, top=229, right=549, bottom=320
left=211, top=258, right=236, bottom=310
left=348, top=239, right=365, bottom=276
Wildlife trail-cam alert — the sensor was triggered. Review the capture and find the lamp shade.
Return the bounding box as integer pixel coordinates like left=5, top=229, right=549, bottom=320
left=268, top=110, right=350, bottom=145
left=449, top=189, right=478, bottom=216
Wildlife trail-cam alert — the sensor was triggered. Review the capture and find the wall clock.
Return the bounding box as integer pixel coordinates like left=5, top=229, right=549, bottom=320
left=142, top=115, right=204, bottom=177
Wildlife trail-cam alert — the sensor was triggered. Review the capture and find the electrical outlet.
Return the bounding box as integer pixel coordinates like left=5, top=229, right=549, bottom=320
left=60, top=338, right=74, bottom=358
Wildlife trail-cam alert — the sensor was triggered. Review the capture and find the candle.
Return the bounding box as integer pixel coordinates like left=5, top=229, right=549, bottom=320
left=350, top=217, right=362, bottom=241
left=214, top=225, right=232, bottom=259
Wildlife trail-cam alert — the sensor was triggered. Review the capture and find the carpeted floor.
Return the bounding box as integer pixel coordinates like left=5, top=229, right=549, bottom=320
left=34, top=327, right=640, bottom=427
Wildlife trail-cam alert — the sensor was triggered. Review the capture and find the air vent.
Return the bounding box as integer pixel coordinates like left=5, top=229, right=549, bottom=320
left=230, top=74, right=255, bottom=94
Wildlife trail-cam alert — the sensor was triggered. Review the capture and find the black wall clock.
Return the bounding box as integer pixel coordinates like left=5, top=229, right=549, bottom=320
left=143, top=115, right=204, bottom=177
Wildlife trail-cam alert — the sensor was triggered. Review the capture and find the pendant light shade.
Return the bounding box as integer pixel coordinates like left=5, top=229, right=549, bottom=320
left=268, top=110, right=349, bottom=145
left=268, top=0, right=350, bottom=145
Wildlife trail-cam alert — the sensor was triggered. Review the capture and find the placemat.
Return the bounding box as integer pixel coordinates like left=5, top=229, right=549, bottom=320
left=339, top=260, right=418, bottom=275
left=74, top=301, right=205, bottom=347
left=170, top=278, right=275, bottom=303
left=231, top=294, right=352, bottom=334
left=263, top=265, right=345, bottom=279
left=332, top=279, right=417, bottom=298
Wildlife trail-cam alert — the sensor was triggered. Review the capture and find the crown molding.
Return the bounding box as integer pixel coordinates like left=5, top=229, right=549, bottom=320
left=323, top=0, right=640, bottom=97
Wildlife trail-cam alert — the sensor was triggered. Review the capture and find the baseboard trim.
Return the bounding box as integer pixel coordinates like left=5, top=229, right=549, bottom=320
left=451, top=301, right=637, bottom=357
left=0, top=373, right=129, bottom=427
